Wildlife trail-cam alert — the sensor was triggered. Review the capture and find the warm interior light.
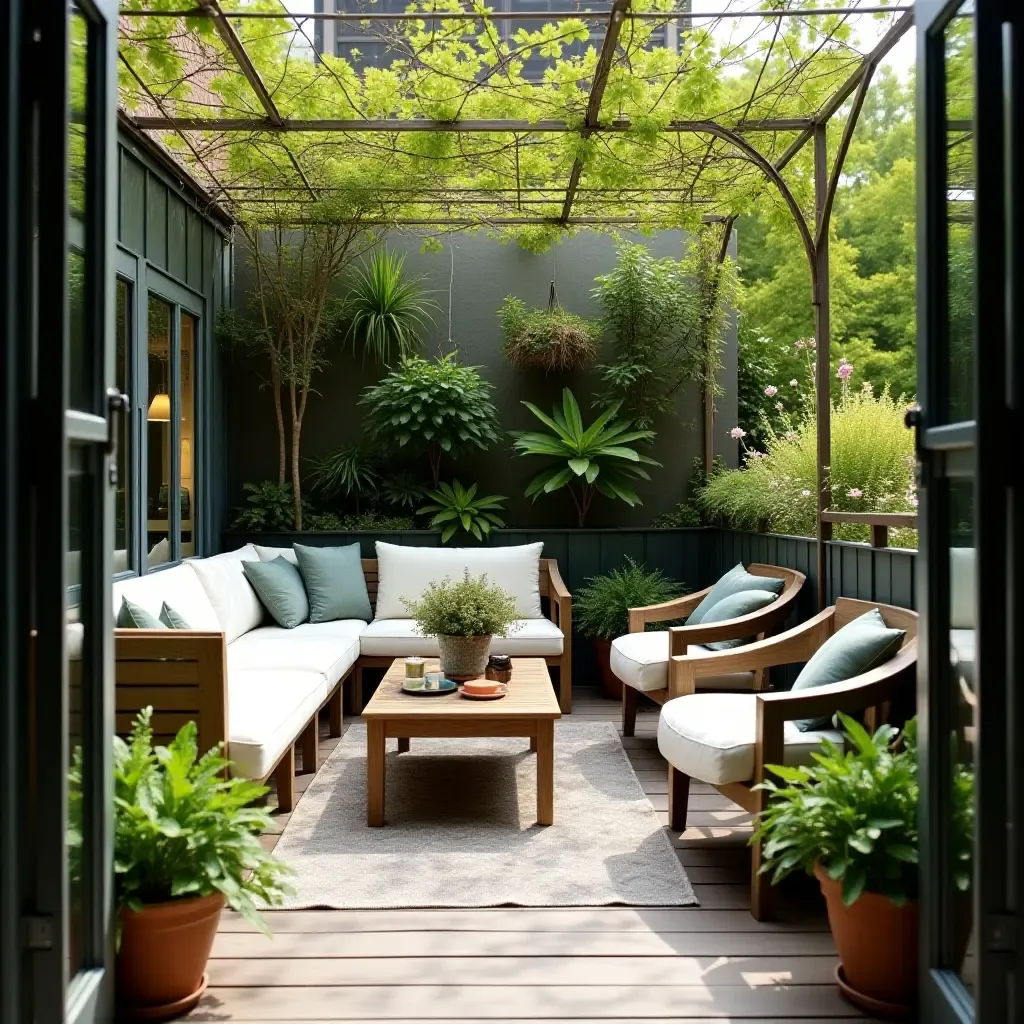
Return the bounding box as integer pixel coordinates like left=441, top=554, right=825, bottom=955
left=147, top=393, right=171, bottom=421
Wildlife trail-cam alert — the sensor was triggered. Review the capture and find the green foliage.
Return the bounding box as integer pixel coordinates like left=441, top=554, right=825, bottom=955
left=231, top=482, right=307, bottom=532
left=417, top=479, right=506, bottom=544
left=308, top=443, right=381, bottom=511
left=498, top=294, right=599, bottom=373
left=511, top=388, right=659, bottom=527
left=404, top=570, right=519, bottom=638
left=378, top=469, right=431, bottom=512
left=652, top=456, right=723, bottom=528
left=343, top=249, right=436, bottom=365
left=752, top=715, right=919, bottom=906
left=360, top=354, right=501, bottom=486
left=304, top=510, right=415, bottom=531
left=85, top=708, right=291, bottom=930
left=574, top=558, right=683, bottom=640
left=698, top=378, right=916, bottom=545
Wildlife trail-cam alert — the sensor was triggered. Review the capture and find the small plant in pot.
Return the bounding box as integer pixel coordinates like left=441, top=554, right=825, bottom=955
left=404, top=570, right=520, bottom=681
left=574, top=558, right=683, bottom=700
left=752, top=715, right=973, bottom=1019
left=73, top=708, right=291, bottom=1020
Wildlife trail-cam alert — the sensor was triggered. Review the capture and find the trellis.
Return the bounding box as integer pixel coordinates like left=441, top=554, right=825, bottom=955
left=117, top=0, right=917, bottom=605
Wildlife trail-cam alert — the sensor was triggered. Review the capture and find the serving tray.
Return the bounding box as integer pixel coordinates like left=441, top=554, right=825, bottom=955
left=401, top=678, right=458, bottom=695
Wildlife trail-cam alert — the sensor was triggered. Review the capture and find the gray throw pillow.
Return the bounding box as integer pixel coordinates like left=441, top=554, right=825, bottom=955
left=293, top=542, right=372, bottom=623
left=695, top=588, right=779, bottom=651
left=242, top=556, right=309, bottom=630
left=792, top=607, right=905, bottom=731
left=687, top=562, right=785, bottom=625
left=159, top=603, right=191, bottom=630
left=117, top=597, right=165, bottom=630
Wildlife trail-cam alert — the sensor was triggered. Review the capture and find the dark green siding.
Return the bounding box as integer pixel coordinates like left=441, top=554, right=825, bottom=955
left=145, top=174, right=166, bottom=267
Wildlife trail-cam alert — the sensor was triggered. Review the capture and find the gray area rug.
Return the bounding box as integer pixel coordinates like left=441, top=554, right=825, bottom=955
left=269, top=721, right=697, bottom=909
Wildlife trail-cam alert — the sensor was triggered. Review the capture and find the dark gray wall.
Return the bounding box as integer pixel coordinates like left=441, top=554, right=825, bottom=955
left=225, top=228, right=739, bottom=528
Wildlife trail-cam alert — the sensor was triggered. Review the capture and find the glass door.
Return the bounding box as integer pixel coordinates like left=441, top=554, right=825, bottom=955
left=914, top=1, right=1020, bottom=1021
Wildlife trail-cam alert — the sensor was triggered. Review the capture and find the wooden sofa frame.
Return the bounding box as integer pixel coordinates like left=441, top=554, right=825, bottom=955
left=113, top=555, right=573, bottom=812
left=622, top=564, right=806, bottom=736
left=663, top=596, right=918, bottom=920
left=350, top=556, right=573, bottom=715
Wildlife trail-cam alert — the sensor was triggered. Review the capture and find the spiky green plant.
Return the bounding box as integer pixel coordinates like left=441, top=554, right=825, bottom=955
left=307, top=442, right=381, bottom=513
left=417, top=479, right=506, bottom=543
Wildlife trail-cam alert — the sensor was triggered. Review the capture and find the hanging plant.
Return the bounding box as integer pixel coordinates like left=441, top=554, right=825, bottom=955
left=499, top=283, right=600, bottom=374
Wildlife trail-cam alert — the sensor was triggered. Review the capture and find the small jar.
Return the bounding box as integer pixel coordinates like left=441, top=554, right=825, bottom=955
left=405, top=656, right=426, bottom=680
left=485, top=654, right=512, bottom=684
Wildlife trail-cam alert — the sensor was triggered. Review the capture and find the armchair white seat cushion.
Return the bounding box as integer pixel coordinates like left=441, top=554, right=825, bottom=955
left=610, top=632, right=755, bottom=692
left=227, top=622, right=365, bottom=689
left=113, top=564, right=222, bottom=632
left=227, top=668, right=329, bottom=779
left=359, top=617, right=563, bottom=658
left=657, top=692, right=844, bottom=786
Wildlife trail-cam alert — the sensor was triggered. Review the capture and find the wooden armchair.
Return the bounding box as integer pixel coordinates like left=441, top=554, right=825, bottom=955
left=658, top=597, right=918, bottom=920
left=619, top=564, right=806, bottom=736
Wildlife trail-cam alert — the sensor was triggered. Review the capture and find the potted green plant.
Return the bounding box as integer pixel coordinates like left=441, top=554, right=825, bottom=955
left=404, top=570, right=519, bottom=680
left=752, top=715, right=973, bottom=1018
left=574, top=558, right=683, bottom=699
left=74, top=708, right=291, bottom=1020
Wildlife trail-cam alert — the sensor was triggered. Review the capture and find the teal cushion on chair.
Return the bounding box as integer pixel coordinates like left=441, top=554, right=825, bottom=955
left=159, top=603, right=191, bottom=629
left=791, top=608, right=906, bottom=731
left=116, top=597, right=165, bottom=629
left=293, top=542, right=372, bottom=623
left=242, top=556, right=309, bottom=629
left=696, top=589, right=779, bottom=652
left=688, top=563, right=785, bottom=625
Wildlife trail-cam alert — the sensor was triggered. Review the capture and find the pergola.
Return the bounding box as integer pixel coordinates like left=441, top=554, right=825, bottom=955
left=117, top=0, right=918, bottom=605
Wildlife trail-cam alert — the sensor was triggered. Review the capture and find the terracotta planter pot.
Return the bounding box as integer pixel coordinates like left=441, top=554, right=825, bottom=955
left=591, top=638, right=623, bottom=701
left=437, top=634, right=492, bottom=681
left=814, top=863, right=917, bottom=1017
left=116, top=891, right=225, bottom=1021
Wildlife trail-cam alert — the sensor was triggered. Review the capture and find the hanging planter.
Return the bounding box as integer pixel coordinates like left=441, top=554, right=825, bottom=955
left=499, top=283, right=600, bottom=373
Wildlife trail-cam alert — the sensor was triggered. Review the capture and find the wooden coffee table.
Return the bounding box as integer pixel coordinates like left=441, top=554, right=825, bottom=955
left=361, top=657, right=561, bottom=827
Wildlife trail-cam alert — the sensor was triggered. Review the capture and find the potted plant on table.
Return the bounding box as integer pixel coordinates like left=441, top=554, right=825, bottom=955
left=752, top=715, right=973, bottom=1020
left=405, top=570, right=519, bottom=681
left=71, top=708, right=291, bottom=1021
left=574, top=557, right=683, bottom=700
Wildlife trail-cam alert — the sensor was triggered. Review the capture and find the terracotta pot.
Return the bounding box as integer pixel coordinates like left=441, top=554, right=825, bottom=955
left=437, top=634, right=492, bottom=681
left=814, top=863, right=918, bottom=1015
left=592, top=637, right=622, bottom=701
left=116, top=891, right=225, bottom=1021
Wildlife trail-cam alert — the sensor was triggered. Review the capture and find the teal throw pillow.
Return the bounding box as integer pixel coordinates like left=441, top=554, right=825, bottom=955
left=159, top=603, right=192, bottom=630
left=687, top=562, right=785, bottom=625
left=117, top=597, right=165, bottom=630
left=294, top=542, right=372, bottom=623
left=242, top=556, right=309, bottom=630
left=694, top=589, right=779, bottom=652
left=791, top=608, right=905, bottom=731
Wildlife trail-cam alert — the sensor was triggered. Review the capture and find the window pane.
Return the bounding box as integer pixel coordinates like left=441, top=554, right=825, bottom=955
left=180, top=312, right=197, bottom=557
left=115, top=280, right=131, bottom=571
left=67, top=4, right=90, bottom=411
left=147, top=296, right=173, bottom=566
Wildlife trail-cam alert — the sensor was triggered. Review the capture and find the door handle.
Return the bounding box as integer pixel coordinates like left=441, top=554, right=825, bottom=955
left=106, top=388, right=130, bottom=488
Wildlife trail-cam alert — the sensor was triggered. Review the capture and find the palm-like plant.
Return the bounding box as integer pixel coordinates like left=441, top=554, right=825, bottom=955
left=379, top=469, right=431, bottom=512
left=511, top=388, right=659, bottom=526
left=418, top=479, right=506, bottom=543
left=307, top=442, right=381, bottom=514
left=344, top=249, right=436, bottom=365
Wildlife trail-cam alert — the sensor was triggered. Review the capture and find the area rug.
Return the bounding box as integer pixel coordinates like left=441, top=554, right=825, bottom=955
left=267, top=721, right=697, bottom=909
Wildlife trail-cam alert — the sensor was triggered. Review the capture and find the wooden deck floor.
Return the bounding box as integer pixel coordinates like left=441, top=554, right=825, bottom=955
left=196, top=688, right=878, bottom=1023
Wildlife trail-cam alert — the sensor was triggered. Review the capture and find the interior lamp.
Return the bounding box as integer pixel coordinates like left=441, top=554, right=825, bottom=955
left=147, top=393, right=171, bottom=422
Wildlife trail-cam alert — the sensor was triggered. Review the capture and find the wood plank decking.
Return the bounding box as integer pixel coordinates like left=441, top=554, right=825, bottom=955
left=195, top=688, right=878, bottom=1023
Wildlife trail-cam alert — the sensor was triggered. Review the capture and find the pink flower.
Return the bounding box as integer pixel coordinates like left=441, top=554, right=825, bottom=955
left=785, top=430, right=798, bottom=441
left=794, top=339, right=806, bottom=351
left=775, top=401, right=784, bottom=412
left=807, top=337, right=817, bottom=349
left=789, top=379, right=798, bottom=387
left=729, top=427, right=746, bottom=440
left=847, top=488, right=863, bottom=499
left=764, top=385, right=778, bottom=397
left=837, top=357, right=854, bottom=382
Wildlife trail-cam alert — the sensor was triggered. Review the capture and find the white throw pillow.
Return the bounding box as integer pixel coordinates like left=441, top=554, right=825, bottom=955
left=186, top=545, right=265, bottom=643
left=374, top=541, right=544, bottom=620
left=254, top=544, right=297, bottom=565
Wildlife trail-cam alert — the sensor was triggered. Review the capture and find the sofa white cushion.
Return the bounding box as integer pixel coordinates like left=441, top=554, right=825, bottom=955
left=113, top=564, right=222, bottom=632
left=359, top=617, right=562, bottom=658
left=374, top=541, right=544, bottom=620
left=228, top=622, right=364, bottom=688
left=657, top=693, right=844, bottom=786
left=254, top=544, right=297, bottom=565
left=186, top=545, right=265, bottom=643
left=610, top=632, right=755, bottom=693
left=950, top=547, right=975, bottom=630
left=227, top=668, right=327, bottom=779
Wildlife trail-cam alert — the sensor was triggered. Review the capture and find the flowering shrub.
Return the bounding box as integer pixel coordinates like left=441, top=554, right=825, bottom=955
left=701, top=360, right=916, bottom=546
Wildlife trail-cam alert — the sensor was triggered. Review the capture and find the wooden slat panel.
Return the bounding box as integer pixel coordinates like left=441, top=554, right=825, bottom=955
left=116, top=684, right=200, bottom=712
left=119, top=151, right=146, bottom=252
left=116, top=711, right=196, bottom=735
left=116, top=660, right=203, bottom=685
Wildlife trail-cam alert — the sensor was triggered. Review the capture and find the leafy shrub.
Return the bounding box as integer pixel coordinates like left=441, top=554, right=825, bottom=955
left=361, top=354, right=501, bottom=486
left=574, top=558, right=683, bottom=639
left=231, top=481, right=307, bottom=532
left=303, top=511, right=415, bottom=531
left=417, top=479, right=506, bottom=543
left=378, top=469, right=431, bottom=511
left=499, top=294, right=599, bottom=372
left=308, top=443, right=381, bottom=512
left=71, top=708, right=291, bottom=930
left=404, top=570, right=519, bottom=638
left=652, top=456, right=724, bottom=528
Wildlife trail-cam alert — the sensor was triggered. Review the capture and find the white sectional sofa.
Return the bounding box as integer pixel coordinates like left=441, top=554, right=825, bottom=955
left=113, top=541, right=572, bottom=809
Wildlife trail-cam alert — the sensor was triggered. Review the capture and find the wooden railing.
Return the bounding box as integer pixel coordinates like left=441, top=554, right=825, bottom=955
left=820, top=510, right=918, bottom=548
